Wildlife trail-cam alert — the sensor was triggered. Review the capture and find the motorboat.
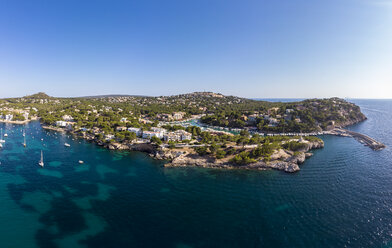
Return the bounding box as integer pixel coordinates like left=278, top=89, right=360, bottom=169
left=38, top=150, right=44, bottom=167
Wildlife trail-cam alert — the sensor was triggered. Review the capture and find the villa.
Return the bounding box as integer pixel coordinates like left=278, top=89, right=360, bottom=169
left=142, top=131, right=162, bottom=139
left=128, top=127, right=142, bottom=137
left=163, top=130, right=192, bottom=141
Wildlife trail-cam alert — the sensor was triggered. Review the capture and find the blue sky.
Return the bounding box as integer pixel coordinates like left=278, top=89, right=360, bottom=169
left=0, top=0, right=391, bottom=98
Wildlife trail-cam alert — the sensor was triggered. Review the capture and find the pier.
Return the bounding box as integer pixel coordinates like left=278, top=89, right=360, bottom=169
left=332, top=128, right=386, bottom=150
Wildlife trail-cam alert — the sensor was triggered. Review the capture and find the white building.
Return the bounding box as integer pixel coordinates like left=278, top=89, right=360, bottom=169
left=62, top=115, right=74, bottom=121
left=105, top=134, right=115, bottom=141
left=142, top=131, right=162, bottom=139
left=5, top=114, right=13, bottom=121
left=128, top=127, right=142, bottom=137
left=151, top=127, right=167, bottom=138
left=56, top=121, right=67, bottom=127
left=163, top=130, right=192, bottom=142
left=267, top=118, right=279, bottom=127
left=286, top=109, right=294, bottom=114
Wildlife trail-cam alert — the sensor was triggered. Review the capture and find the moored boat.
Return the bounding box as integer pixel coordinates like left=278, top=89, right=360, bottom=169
left=38, top=150, right=44, bottom=167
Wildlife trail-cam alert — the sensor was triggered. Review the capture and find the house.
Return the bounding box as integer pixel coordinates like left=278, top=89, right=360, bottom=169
left=163, top=130, right=192, bottom=141
left=179, top=130, right=192, bottom=140
left=268, top=107, right=279, bottom=115
left=151, top=127, right=167, bottom=138
left=156, top=114, right=172, bottom=121
left=142, top=131, right=161, bottom=139
left=5, top=114, right=13, bottom=121
left=172, top=112, right=185, bottom=120
left=116, top=126, right=127, bottom=132
left=247, top=114, right=258, bottom=124
left=128, top=127, right=142, bottom=137
left=62, top=115, right=74, bottom=121
left=267, top=118, right=279, bottom=127
left=92, top=127, right=101, bottom=134
left=286, top=109, right=294, bottom=114
left=105, top=134, right=115, bottom=141
left=56, top=121, right=67, bottom=127
left=120, top=117, right=127, bottom=122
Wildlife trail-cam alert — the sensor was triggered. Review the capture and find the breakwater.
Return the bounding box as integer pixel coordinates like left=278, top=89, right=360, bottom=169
left=332, top=128, right=386, bottom=150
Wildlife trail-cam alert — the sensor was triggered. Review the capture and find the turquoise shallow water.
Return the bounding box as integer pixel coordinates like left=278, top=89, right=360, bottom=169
left=0, top=99, right=391, bottom=248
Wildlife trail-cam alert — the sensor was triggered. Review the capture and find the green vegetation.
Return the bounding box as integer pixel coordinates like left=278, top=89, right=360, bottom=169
left=200, top=98, right=366, bottom=133
left=282, top=141, right=308, bottom=151
left=0, top=92, right=345, bottom=163
left=230, top=151, right=257, bottom=165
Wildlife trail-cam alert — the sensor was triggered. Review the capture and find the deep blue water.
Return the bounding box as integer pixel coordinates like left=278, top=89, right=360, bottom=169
left=0, top=100, right=391, bottom=248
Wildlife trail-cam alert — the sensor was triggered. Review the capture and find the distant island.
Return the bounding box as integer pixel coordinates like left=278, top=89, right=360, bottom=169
left=0, top=92, right=383, bottom=172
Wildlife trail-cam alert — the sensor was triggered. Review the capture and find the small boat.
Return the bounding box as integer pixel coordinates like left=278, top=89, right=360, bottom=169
left=78, top=160, right=84, bottom=164
left=0, top=129, right=5, bottom=143
left=0, top=143, right=3, bottom=148
left=23, top=131, right=27, bottom=147
left=38, top=150, right=44, bottom=167
left=64, top=143, right=71, bottom=147
left=4, top=133, right=8, bottom=137
left=41, top=138, right=43, bottom=141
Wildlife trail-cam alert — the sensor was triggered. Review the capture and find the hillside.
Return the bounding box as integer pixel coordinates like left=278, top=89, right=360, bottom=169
left=1, top=92, right=366, bottom=134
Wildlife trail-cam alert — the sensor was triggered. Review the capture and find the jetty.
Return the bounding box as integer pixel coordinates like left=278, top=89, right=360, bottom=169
left=332, top=128, right=386, bottom=151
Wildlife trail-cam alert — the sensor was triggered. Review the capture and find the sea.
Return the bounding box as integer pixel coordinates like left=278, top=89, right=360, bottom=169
left=0, top=99, right=391, bottom=248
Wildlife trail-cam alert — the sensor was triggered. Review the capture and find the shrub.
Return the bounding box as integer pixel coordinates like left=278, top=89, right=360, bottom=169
left=283, top=141, right=308, bottom=151
left=215, top=149, right=226, bottom=159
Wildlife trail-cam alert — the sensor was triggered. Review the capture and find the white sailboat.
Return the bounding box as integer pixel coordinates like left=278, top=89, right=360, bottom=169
left=64, top=143, right=71, bottom=147
left=0, top=129, right=5, bottom=143
left=38, top=150, right=44, bottom=167
left=23, top=133, right=26, bottom=147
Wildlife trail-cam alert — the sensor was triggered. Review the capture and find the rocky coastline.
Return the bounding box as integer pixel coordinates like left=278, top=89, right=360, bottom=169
left=0, top=119, right=32, bottom=125
left=153, top=140, right=324, bottom=173
left=42, top=124, right=325, bottom=173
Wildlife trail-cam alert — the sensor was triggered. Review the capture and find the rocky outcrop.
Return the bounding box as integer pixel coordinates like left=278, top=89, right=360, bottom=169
left=108, top=143, right=129, bottom=150
left=306, top=140, right=324, bottom=150
left=156, top=139, right=324, bottom=173
left=129, top=143, right=155, bottom=153
left=338, top=114, right=367, bottom=128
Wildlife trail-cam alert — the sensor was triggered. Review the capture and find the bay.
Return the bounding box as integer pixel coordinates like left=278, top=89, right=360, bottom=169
left=0, top=99, right=391, bottom=247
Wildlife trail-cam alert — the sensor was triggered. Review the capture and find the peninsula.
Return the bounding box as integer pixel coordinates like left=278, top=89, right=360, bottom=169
left=0, top=92, right=383, bottom=172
